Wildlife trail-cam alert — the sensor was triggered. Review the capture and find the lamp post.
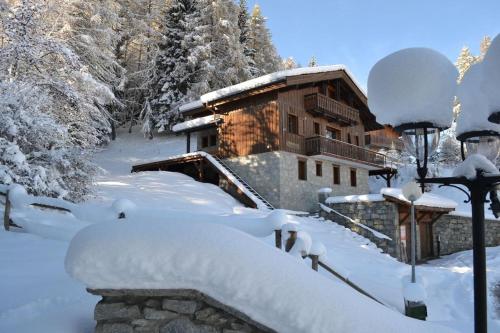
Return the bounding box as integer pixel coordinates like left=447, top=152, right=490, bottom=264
left=368, top=40, right=500, bottom=333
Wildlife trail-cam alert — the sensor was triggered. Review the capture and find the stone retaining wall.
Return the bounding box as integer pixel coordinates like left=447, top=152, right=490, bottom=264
left=433, top=214, right=500, bottom=255
left=89, top=289, right=274, bottom=333
left=321, top=200, right=401, bottom=259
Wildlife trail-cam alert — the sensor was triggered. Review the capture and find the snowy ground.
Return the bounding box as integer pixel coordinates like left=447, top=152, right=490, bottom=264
left=1, top=127, right=499, bottom=332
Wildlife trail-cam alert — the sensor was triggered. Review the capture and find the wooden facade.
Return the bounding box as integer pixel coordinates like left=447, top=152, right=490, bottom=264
left=184, top=69, right=393, bottom=169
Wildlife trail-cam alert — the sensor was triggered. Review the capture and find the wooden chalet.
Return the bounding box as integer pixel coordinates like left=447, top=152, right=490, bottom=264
left=142, top=66, right=400, bottom=212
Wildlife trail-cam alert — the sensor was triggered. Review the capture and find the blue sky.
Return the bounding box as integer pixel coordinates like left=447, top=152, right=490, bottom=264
left=248, top=0, right=499, bottom=89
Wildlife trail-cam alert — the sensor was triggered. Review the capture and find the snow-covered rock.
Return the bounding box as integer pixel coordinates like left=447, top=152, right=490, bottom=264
left=368, top=48, right=458, bottom=129
left=65, top=220, right=454, bottom=333
left=111, top=199, right=137, bottom=218
left=265, top=209, right=290, bottom=230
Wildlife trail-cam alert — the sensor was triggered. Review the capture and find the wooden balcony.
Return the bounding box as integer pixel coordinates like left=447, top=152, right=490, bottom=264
left=305, top=136, right=388, bottom=168
left=304, top=93, right=359, bottom=126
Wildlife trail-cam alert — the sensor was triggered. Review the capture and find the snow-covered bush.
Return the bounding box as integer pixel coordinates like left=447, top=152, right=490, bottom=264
left=0, top=81, right=95, bottom=201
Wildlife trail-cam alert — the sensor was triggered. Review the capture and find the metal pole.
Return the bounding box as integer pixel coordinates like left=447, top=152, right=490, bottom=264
left=411, top=200, right=416, bottom=283
left=470, top=185, right=487, bottom=333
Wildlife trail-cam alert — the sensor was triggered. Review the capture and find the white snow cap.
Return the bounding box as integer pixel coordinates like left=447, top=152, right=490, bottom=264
left=171, top=115, right=219, bottom=133
left=8, top=184, right=29, bottom=208
left=481, top=34, right=500, bottom=116
left=456, top=63, right=500, bottom=137
left=111, top=199, right=137, bottom=216
left=368, top=48, right=458, bottom=129
left=317, top=187, right=333, bottom=194
left=265, top=209, right=289, bottom=230
left=452, top=154, right=500, bottom=180
left=309, top=241, right=327, bottom=257
left=403, top=281, right=427, bottom=302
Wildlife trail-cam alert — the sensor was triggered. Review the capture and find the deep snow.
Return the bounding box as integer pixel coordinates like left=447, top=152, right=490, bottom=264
left=0, top=127, right=499, bottom=332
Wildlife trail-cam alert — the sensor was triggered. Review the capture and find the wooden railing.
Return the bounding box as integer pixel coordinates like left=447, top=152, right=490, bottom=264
left=304, top=93, right=359, bottom=126
left=305, top=136, right=388, bottom=167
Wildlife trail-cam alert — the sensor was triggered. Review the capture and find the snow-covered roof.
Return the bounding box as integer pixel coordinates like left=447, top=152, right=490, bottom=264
left=171, top=114, right=221, bottom=133
left=381, top=188, right=457, bottom=209
left=326, top=188, right=457, bottom=210
left=180, top=65, right=365, bottom=113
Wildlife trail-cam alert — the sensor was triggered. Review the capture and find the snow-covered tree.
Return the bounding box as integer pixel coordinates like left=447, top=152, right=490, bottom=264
left=308, top=55, right=318, bottom=67
left=282, top=56, right=298, bottom=70
left=238, top=0, right=258, bottom=77
left=148, top=0, right=196, bottom=133
left=456, top=46, right=475, bottom=82
left=248, top=4, right=281, bottom=75
left=0, top=81, right=95, bottom=200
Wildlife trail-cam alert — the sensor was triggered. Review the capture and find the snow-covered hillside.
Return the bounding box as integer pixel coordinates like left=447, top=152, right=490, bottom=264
left=0, top=128, right=499, bottom=332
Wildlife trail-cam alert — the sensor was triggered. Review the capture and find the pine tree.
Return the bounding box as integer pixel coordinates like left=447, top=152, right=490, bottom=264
left=238, top=0, right=258, bottom=77
left=282, top=56, right=298, bottom=70
left=149, top=0, right=195, bottom=132
left=456, top=46, right=475, bottom=82
left=248, top=4, right=281, bottom=75
left=308, top=56, right=317, bottom=67
left=479, top=36, right=492, bottom=60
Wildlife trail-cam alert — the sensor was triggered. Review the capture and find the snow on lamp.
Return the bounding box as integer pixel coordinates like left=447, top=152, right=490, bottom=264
left=368, top=48, right=458, bottom=180
left=481, top=34, right=500, bottom=124
left=456, top=62, right=500, bottom=163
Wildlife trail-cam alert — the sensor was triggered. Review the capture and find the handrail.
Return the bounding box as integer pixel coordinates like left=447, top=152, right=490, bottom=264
left=319, top=203, right=392, bottom=240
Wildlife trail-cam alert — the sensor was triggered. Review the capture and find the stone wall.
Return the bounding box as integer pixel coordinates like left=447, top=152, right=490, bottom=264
left=224, top=151, right=371, bottom=212
left=89, top=289, right=274, bottom=333
left=433, top=214, right=500, bottom=255
left=321, top=200, right=401, bottom=259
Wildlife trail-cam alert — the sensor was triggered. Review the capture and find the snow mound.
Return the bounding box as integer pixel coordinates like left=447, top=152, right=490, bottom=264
left=403, top=281, right=427, bottom=302
left=381, top=188, right=457, bottom=209
left=111, top=199, right=136, bottom=217
left=265, top=209, right=290, bottom=230
left=481, top=34, right=500, bottom=116
left=456, top=63, right=500, bottom=137
left=368, top=48, right=458, bottom=129
left=452, top=153, right=500, bottom=180
left=65, top=220, right=454, bottom=333
left=8, top=184, right=29, bottom=208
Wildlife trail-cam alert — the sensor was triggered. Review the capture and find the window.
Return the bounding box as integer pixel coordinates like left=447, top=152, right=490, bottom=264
left=365, top=134, right=371, bottom=145
left=355, top=136, right=360, bottom=146
left=350, top=168, right=357, bottom=187
left=314, top=122, right=320, bottom=135
left=209, top=134, right=217, bottom=147
left=298, top=160, right=307, bottom=180
left=333, top=165, right=340, bottom=185
left=288, top=114, right=299, bottom=134
left=347, top=133, right=352, bottom=144
left=202, top=136, right=209, bottom=148
left=315, top=161, right=322, bottom=177
left=326, top=127, right=341, bottom=140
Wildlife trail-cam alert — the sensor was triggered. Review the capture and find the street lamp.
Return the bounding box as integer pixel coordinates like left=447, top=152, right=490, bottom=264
left=368, top=40, right=500, bottom=333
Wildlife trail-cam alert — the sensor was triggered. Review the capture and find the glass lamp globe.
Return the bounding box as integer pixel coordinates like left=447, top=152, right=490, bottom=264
left=463, top=135, right=500, bottom=164
left=401, top=127, right=441, bottom=161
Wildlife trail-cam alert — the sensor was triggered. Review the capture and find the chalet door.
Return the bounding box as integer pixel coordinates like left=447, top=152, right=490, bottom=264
left=419, top=223, right=434, bottom=260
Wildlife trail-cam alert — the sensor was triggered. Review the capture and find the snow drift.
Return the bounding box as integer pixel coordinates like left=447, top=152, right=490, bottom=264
left=65, top=220, right=456, bottom=333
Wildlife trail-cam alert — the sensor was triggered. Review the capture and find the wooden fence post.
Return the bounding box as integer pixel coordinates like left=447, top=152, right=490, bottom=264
left=274, top=229, right=282, bottom=249
left=3, top=190, right=11, bottom=231
left=310, top=254, right=319, bottom=271
left=285, top=230, right=297, bottom=252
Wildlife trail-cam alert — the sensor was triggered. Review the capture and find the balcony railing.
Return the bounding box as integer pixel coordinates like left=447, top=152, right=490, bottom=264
left=304, top=93, right=359, bottom=126
left=305, top=136, right=388, bottom=167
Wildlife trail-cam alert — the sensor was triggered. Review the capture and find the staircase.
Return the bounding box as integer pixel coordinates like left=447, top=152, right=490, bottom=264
left=212, top=155, right=274, bottom=210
